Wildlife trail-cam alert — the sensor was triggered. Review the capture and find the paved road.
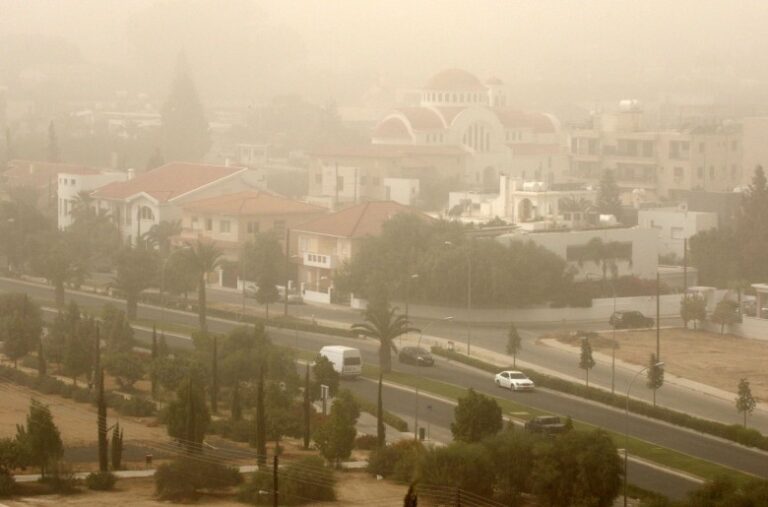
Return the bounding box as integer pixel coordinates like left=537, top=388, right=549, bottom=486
left=2, top=279, right=767, bottom=482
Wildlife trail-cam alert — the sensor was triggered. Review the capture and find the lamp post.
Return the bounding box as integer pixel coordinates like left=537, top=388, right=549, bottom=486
left=624, top=361, right=664, bottom=507
left=444, top=240, right=472, bottom=355
left=417, top=316, right=454, bottom=349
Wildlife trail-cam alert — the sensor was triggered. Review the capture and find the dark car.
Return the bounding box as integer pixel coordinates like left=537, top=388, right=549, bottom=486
left=609, top=310, right=654, bottom=329
left=398, top=346, right=434, bottom=366
left=524, top=416, right=567, bottom=434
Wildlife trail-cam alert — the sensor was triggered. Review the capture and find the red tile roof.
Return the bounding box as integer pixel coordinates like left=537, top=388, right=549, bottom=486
left=92, top=162, right=245, bottom=203
left=293, top=201, right=431, bottom=238
left=182, top=190, right=326, bottom=216
left=494, top=109, right=557, bottom=133
left=310, top=144, right=465, bottom=159
left=395, top=107, right=445, bottom=130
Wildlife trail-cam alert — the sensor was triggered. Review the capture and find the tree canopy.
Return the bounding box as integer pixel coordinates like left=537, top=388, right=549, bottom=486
left=160, top=54, right=210, bottom=162
left=450, top=388, right=503, bottom=443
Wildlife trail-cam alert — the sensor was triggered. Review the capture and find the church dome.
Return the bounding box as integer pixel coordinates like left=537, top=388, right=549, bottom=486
left=425, top=69, right=485, bottom=90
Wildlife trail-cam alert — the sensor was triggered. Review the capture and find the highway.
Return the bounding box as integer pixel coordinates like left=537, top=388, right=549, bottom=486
left=2, top=278, right=767, bottom=495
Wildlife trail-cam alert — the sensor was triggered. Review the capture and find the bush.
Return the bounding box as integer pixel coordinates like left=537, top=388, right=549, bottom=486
left=0, top=473, right=16, bottom=497
left=239, top=469, right=273, bottom=505
left=353, top=396, right=409, bottom=432
left=115, top=396, right=156, bottom=417
left=368, top=440, right=425, bottom=482
left=355, top=434, right=378, bottom=450
left=86, top=471, right=117, bottom=491
left=72, top=387, right=94, bottom=403
left=209, top=419, right=253, bottom=443
left=280, top=456, right=335, bottom=505
left=44, top=462, right=79, bottom=494
left=155, top=458, right=242, bottom=501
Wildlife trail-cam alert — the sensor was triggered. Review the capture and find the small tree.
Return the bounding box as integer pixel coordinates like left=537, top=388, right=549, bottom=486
left=646, top=353, right=664, bottom=407
left=681, top=294, right=707, bottom=329
left=150, top=325, right=158, bottom=399
left=711, top=299, right=740, bottom=334
left=451, top=388, right=503, bottom=443
left=16, top=400, right=63, bottom=479
left=312, top=355, right=340, bottom=399
left=252, top=368, right=266, bottom=466
left=104, top=352, right=146, bottom=390
left=596, top=169, right=622, bottom=220
left=97, top=368, right=108, bottom=472
left=313, top=390, right=359, bottom=467
left=736, top=378, right=756, bottom=428
left=110, top=423, right=124, bottom=470
left=506, top=322, right=522, bottom=368
left=167, top=376, right=210, bottom=452
left=0, top=293, right=43, bottom=368
left=579, top=337, right=596, bottom=388
left=303, top=364, right=311, bottom=450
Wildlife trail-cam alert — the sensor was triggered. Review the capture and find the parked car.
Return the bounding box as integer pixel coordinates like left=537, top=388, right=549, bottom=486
left=524, top=416, right=566, bottom=434
left=609, top=310, right=654, bottom=329
left=494, top=370, right=535, bottom=391
left=398, top=346, right=434, bottom=366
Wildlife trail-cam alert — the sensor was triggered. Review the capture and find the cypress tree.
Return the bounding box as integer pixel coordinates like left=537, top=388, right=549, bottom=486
left=110, top=422, right=123, bottom=470
left=303, top=363, right=311, bottom=450
left=254, top=367, right=266, bottom=466
left=151, top=325, right=158, bottom=399
left=37, top=340, right=46, bottom=377
left=97, top=368, right=108, bottom=472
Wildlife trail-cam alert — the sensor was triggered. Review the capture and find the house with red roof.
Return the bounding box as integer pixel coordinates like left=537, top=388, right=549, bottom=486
left=292, top=201, right=431, bottom=303
left=175, top=191, right=327, bottom=286
left=90, top=162, right=263, bottom=245
left=308, top=69, right=568, bottom=211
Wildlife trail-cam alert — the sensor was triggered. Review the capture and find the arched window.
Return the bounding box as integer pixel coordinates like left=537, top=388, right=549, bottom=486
left=139, top=206, right=154, bottom=220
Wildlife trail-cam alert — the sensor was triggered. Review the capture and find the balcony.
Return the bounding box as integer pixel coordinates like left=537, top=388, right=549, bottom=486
left=302, top=251, right=336, bottom=269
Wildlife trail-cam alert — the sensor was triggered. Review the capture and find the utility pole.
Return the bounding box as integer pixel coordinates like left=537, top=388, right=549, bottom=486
left=284, top=228, right=290, bottom=317
left=272, top=455, right=279, bottom=507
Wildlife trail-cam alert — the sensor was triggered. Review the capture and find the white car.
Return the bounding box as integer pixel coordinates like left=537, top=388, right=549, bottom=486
left=494, top=370, right=535, bottom=391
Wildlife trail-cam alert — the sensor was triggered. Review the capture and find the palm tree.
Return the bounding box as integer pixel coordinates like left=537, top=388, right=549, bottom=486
left=70, top=190, right=95, bottom=222
left=583, top=238, right=623, bottom=291
left=144, top=220, right=181, bottom=257
left=181, top=239, right=223, bottom=331
left=112, top=246, right=159, bottom=319
left=351, top=300, right=418, bottom=373
left=31, top=231, right=86, bottom=309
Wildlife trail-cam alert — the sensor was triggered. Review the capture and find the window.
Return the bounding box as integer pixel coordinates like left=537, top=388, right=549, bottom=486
left=697, top=167, right=704, bottom=179
left=315, top=173, right=322, bottom=184
left=336, top=176, right=343, bottom=190
left=247, top=221, right=260, bottom=234
left=360, top=175, right=367, bottom=185
left=699, top=142, right=705, bottom=153
left=709, top=166, right=715, bottom=179
left=674, top=167, right=684, bottom=179
left=139, top=206, right=154, bottom=220
left=205, top=218, right=213, bottom=231
left=191, top=216, right=199, bottom=229
left=671, top=227, right=684, bottom=240
left=220, top=220, right=230, bottom=233
left=273, top=220, right=286, bottom=236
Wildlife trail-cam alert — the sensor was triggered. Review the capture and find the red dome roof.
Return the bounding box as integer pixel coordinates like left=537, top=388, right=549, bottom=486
left=425, top=69, right=485, bottom=90
left=372, top=117, right=411, bottom=139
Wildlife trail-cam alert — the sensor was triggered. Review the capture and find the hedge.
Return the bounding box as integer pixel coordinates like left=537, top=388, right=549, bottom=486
left=352, top=395, right=409, bottom=432
left=430, top=346, right=768, bottom=451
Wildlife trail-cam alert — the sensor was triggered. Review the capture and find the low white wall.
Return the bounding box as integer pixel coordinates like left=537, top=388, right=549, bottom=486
left=303, top=289, right=331, bottom=304
left=724, top=316, right=768, bottom=342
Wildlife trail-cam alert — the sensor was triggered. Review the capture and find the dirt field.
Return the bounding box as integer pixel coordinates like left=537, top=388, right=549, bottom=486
left=551, top=328, right=768, bottom=402
left=0, top=379, right=167, bottom=447
left=0, top=472, right=409, bottom=507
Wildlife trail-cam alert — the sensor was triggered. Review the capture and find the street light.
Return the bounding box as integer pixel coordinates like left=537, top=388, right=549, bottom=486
left=444, top=240, right=472, bottom=355
left=417, top=316, right=454, bottom=349
left=624, top=361, right=664, bottom=507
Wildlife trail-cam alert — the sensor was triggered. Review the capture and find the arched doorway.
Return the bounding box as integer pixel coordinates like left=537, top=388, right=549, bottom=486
left=517, top=198, right=534, bottom=222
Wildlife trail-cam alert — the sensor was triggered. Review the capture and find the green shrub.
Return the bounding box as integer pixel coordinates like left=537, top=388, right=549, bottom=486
left=0, top=473, right=16, bottom=497
left=155, top=458, right=242, bottom=501
left=355, top=434, right=378, bottom=450
left=280, top=456, right=335, bottom=505
left=116, top=396, right=156, bottom=417
left=209, top=419, right=253, bottom=443
left=368, top=440, right=424, bottom=482
left=72, top=387, right=93, bottom=403
left=86, top=471, right=117, bottom=491
left=44, top=462, right=79, bottom=494
left=353, top=396, right=408, bottom=432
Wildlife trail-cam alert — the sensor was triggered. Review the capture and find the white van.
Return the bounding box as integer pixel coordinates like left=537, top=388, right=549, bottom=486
left=319, top=346, right=362, bottom=378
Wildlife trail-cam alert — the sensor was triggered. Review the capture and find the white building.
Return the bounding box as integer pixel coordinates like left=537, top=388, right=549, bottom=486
left=57, top=169, right=128, bottom=229
left=90, top=162, right=263, bottom=245
left=637, top=206, right=718, bottom=259
left=497, top=226, right=659, bottom=281
left=383, top=177, right=420, bottom=206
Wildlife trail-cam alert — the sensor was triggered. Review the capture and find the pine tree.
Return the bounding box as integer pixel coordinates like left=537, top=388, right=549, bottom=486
left=303, top=364, right=311, bottom=450
left=736, top=378, right=757, bottom=428
left=17, top=399, right=63, bottom=479
left=160, top=53, right=210, bottom=162
left=97, top=368, right=108, bottom=472
left=596, top=169, right=622, bottom=220
left=646, top=354, right=664, bottom=407
left=579, top=338, right=596, bottom=388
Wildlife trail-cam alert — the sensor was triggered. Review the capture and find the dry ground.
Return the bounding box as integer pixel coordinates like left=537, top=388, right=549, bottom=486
left=0, top=472, right=409, bottom=507
left=550, top=328, right=768, bottom=402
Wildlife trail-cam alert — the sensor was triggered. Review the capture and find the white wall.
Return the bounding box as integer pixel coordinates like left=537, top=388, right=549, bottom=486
left=383, top=177, right=419, bottom=205
left=498, top=227, right=659, bottom=280
left=638, top=208, right=718, bottom=258
left=57, top=171, right=127, bottom=229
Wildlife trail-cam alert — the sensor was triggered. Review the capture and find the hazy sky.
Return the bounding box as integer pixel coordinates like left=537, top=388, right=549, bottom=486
left=2, top=0, right=768, bottom=105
